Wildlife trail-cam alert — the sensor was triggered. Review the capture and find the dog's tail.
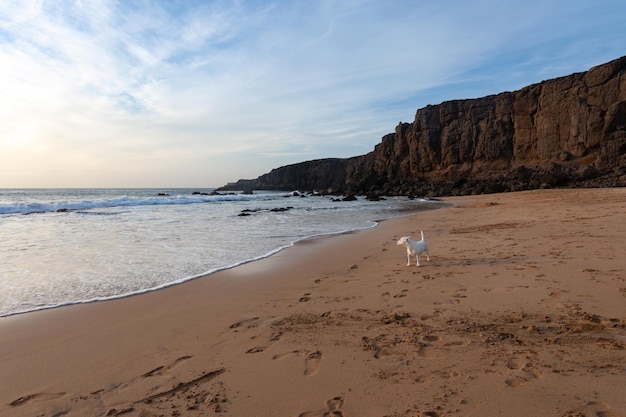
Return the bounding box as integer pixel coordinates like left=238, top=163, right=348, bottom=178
left=420, top=230, right=425, bottom=241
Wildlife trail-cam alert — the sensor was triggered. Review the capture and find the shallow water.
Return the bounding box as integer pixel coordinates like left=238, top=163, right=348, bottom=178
left=0, top=188, right=444, bottom=316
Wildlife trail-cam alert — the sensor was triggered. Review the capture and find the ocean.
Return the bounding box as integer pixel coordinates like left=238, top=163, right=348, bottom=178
left=0, top=188, right=445, bottom=317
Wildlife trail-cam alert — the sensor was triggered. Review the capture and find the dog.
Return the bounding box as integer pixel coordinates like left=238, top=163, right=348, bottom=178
left=396, top=231, right=430, bottom=266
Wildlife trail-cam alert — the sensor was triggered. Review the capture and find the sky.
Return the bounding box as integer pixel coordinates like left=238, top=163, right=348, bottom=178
left=1, top=1, right=625, bottom=188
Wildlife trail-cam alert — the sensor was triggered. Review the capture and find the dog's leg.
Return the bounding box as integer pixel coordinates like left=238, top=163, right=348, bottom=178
left=406, top=250, right=411, bottom=267
left=416, top=254, right=421, bottom=266
left=425, top=247, right=430, bottom=262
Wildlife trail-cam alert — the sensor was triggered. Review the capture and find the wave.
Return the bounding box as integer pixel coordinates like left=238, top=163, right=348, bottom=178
left=0, top=192, right=285, bottom=215
left=0, top=220, right=379, bottom=318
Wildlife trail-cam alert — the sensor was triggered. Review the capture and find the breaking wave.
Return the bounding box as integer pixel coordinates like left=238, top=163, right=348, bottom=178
left=0, top=192, right=283, bottom=215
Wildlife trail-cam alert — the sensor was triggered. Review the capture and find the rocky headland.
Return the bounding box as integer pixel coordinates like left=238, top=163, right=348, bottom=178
left=219, top=56, right=626, bottom=196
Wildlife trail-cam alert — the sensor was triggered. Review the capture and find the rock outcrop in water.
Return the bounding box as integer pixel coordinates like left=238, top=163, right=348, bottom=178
left=219, top=56, right=626, bottom=196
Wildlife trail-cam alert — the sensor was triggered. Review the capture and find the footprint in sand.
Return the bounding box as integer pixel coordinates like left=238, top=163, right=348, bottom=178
left=419, top=412, right=441, bottom=417
left=141, top=355, right=192, bottom=378
left=417, top=343, right=441, bottom=359
left=305, top=351, right=322, bottom=376
left=381, top=292, right=391, bottom=302
left=229, top=316, right=261, bottom=329
left=521, top=362, right=543, bottom=379
left=246, top=346, right=267, bottom=353
left=272, top=350, right=323, bottom=376
left=9, top=392, right=66, bottom=407
left=422, top=334, right=442, bottom=343
left=505, top=377, right=526, bottom=388
left=504, top=354, right=543, bottom=387
left=443, top=338, right=471, bottom=348
left=298, top=396, right=345, bottom=417
left=245, top=327, right=283, bottom=354
left=563, top=401, right=620, bottom=417
left=324, top=397, right=345, bottom=416
left=453, top=289, right=468, bottom=299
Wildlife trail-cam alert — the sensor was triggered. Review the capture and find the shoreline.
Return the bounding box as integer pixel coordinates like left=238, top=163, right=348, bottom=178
left=0, top=200, right=447, bottom=319
left=1, top=189, right=624, bottom=417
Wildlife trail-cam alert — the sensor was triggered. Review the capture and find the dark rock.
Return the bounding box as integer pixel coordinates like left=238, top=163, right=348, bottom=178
left=239, top=207, right=294, bottom=216
left=192, top=191, right=223, bottom=196
left=218, top=56, right=626, bottom=196
left=579, top=166, right=605, bottom=181
left=218, top=159, right=349, bottom=193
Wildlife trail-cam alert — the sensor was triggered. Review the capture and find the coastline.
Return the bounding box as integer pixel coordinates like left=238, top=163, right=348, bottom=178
left=0, top=189, right=443, bottom=318
left=0, top=199, right=445, bottom=318
left=1, top=188, right=625, bottom=417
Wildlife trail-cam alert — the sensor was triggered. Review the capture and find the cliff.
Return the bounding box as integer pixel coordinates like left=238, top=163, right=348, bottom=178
left=219, top=56, right=626, bottom=196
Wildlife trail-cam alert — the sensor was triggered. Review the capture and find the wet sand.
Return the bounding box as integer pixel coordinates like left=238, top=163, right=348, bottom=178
left=1, top=188, right=625, bottom=417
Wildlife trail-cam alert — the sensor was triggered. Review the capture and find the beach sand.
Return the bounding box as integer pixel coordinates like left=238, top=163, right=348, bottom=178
left=1, top=188, right=625, bottom=417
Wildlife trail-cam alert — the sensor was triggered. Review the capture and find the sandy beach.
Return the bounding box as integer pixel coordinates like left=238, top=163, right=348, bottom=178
left=1, top=188, right=625, bottom=417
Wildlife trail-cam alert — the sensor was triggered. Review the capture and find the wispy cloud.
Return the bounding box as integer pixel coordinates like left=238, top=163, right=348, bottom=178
left=1, top=0, right=625, bottom=187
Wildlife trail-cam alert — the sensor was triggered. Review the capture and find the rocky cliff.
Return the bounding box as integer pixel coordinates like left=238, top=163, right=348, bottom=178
left=220, top=56, right=626, bottom=196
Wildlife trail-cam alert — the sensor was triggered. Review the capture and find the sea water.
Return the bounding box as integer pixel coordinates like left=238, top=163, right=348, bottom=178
left=0, top=188, right=444, bottom=317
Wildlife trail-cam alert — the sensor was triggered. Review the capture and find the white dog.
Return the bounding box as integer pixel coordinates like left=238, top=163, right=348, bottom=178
left=396, top=231, right=430, bottom=266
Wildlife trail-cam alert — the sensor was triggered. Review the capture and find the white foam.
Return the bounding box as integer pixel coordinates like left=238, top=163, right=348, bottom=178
left=0, top=189, right=447, bottom=317
left=0, top=221, right=380, bottom=318
left=0, top=192, right=282, bottom=215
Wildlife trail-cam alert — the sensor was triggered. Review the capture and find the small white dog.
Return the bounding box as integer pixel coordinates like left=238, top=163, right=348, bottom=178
left=396, top=231, right=430, bottom=266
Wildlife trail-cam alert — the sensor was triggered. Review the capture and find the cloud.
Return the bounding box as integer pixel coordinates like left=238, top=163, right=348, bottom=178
left=0, top=0, right=625, bottom=187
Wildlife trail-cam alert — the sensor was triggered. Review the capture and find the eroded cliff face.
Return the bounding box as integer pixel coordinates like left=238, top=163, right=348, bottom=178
left=220, top=56, right=626, bottom=196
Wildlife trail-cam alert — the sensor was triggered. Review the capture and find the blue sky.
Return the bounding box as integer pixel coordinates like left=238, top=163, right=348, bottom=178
left=1, top=0, right=625, bottom=188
